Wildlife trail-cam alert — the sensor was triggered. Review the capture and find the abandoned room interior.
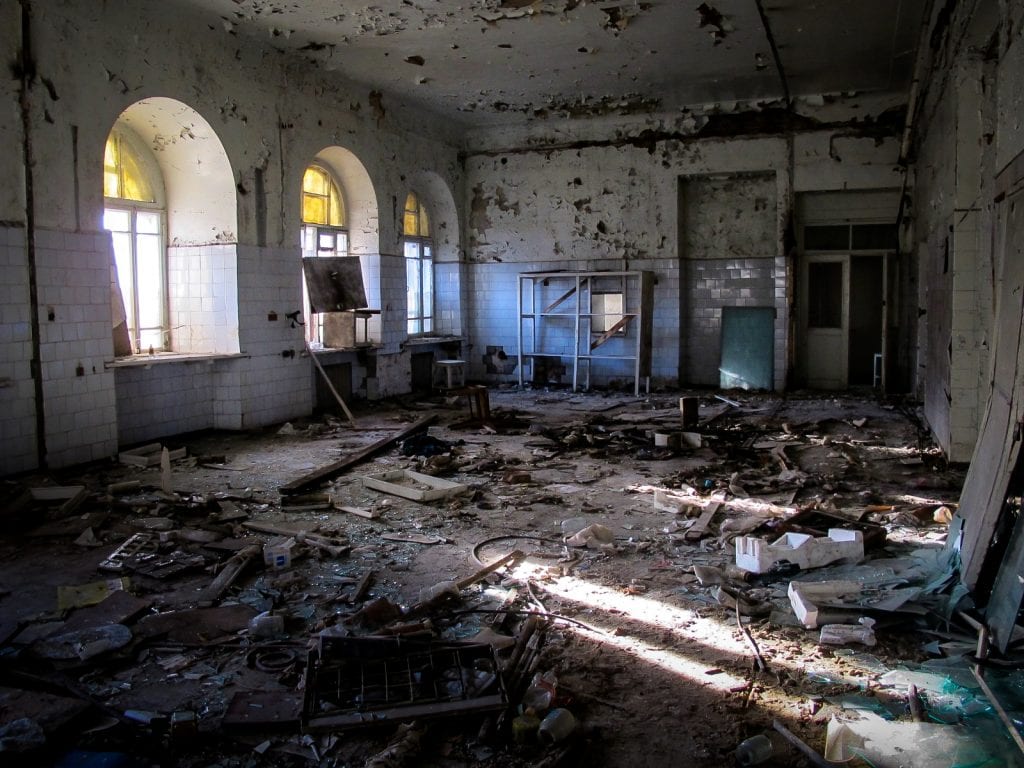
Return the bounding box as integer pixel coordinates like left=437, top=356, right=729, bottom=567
left=2, top=0, right=1024, bottom=765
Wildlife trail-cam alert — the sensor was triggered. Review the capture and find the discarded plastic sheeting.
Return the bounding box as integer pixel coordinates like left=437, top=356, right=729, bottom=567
left=824, top=712, right=1017, bottom=767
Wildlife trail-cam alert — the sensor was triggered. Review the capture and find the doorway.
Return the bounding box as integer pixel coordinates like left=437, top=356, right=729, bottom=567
left=804, top=257, right=847, bottom=388
left=802, top=253, right=888, bottom=390
left=848, top=256, right=884, bottom=386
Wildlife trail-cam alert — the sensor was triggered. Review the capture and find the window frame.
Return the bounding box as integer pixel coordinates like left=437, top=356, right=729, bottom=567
left=300, top=164, right=351, bottom=348
left=103, top=129, right=168, bottom=355
left=402, top=193, right=434, bottom=337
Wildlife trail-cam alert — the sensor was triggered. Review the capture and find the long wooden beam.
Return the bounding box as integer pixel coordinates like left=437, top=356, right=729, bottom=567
left=279, top=414, right=437, bottom=494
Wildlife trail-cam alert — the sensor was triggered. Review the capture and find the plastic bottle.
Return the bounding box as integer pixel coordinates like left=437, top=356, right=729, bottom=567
left=735, top=734, right=773, bottom=766
left=512, top=708, right=540, bottom=745
left=521, top=671, right=557, bottom=713
left=537, top=708, right=576, bottom=744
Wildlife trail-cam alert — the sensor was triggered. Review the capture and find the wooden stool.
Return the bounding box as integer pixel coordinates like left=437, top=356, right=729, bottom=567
left=452, top=384, right=491, bottom=425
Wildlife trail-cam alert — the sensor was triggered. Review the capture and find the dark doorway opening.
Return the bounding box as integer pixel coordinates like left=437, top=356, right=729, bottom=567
left=848, top=256, right=883, bottom=386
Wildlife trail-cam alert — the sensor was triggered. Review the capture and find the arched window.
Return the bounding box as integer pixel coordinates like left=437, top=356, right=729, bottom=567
left=301, top=165, right=349, bottom=346
left=403, top=192, right=432, bottom=335
left=103, top=127, right=166, bottom=353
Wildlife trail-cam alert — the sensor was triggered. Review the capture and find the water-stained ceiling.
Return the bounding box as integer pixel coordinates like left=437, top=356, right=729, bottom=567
left=177, top=0, right=928, bottom=126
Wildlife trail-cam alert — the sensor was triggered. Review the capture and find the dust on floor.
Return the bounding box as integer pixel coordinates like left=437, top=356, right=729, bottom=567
left=2, top=388, right=1009, bottom=767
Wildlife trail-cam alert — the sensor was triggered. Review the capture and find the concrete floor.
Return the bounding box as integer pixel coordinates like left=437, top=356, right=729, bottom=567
left=1, top=388, right=994, bottom=767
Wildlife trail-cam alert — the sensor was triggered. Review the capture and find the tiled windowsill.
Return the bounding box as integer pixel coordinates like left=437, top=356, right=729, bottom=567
left=105, top=352, right=249, bottom=369
left=308, top=345, right=383, bottom=358
left=402, top=335, right=464, bottom=347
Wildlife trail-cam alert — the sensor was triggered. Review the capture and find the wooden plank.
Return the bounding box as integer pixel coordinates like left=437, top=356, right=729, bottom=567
left=685, top=502, right=721, bottom=541
left=334, top=504, right=380, bottom=519
left=955, top=188, right=1024, bottom=590
left=279, top=415, right=437, bottom=494
left=362, top=469, right=467, bottom=502
left=197, top=544, right=261, bottom=604
left=306, top=340, right=356, bottom=426
left=543, top=279, right=586, bottom=314
left=590, top=314, right=634, bottom=351
left=984, top=453, right=1024, bottom=651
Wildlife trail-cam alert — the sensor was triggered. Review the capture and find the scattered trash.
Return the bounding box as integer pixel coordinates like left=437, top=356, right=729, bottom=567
left=57, top=578, right=129, bottom=611
left=735, top=529, right=864, bottom=573
left=262, top=537, right=295, bottom=569
left=819, top=617, right=877, bottom=647
left=735, top=733, right=773, bottom=766
left=119, top=443, right=186, bottom=467
left=362, top=469, right=468, bottom=502
left=0, top=718, right=46, bottom=752
left=32, top=623, right=133, bottom=661
left=565, top=524, right=615, bottom=550
left=538, top=708, right=576, bottom=744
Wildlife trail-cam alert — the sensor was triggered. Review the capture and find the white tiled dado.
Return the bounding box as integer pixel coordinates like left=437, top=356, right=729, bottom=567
left=167, top=243, right=240, bottom=354
left=35, top=228, right=118, bottom=467
left=0, top=226, right=37, bottom=474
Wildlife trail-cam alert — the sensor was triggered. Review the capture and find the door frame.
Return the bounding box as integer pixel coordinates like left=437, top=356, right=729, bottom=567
left=799, top=248, right=895, bottom=390
left=801, top=253, right=849, bottom=388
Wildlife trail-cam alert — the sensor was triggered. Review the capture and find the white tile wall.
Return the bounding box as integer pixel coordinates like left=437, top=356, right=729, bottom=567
left=235, top=244, right=313, bottom=426
left=36, top=229, right=118, bottom=467
left=681, top=256, right=782, bottom=388
left=0, top=226, right=37, bottom=474
left=434, top=261, right=463, bottom=336
left=167, top=243, right=240, bottom=354
left=467, top=259, right=680, bottom=387
left=115, top=363, right=216, bottom=446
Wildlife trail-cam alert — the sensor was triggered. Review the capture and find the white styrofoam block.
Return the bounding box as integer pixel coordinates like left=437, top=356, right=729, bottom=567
left=735, top=529, right=865, bottom=573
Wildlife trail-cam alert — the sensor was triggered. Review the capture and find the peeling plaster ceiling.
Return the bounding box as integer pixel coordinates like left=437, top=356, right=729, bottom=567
left=177, top=0, right=927, bottom=127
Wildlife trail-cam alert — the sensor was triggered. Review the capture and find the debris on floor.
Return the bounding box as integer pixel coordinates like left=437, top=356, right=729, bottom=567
left=1, top=389, right=1021, bottom=767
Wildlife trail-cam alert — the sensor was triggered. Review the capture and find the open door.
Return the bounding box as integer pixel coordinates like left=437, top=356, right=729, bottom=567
left=804, top=257, right=847, bottom=388
left=848, top=256, right=884, bottom=386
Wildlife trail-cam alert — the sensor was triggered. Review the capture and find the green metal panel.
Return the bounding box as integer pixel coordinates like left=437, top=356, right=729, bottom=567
left=720, top=306, right=774, bottom=390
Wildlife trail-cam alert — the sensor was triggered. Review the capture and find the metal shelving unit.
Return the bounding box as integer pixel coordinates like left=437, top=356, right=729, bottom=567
left=517, top=270, right=653, bottom=396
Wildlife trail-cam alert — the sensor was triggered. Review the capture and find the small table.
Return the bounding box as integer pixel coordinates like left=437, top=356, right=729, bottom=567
left=434, top=359, right=466, bottom=390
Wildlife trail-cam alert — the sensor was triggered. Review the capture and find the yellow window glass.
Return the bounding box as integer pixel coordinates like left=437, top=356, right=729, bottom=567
left=403, top=193, right=430, bottom=237
left=104, top=132, right=155, bottom=203
left=418, top=204, right=430, bottom=237
left=302, top=166, right=345, bottom=227
left=104, top=137, right=120, bottom=198
left=121, top=145, right=154, bottom=202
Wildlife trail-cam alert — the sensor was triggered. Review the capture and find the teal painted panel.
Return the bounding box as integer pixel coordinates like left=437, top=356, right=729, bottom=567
left=720, top=307, right=774, bottom=390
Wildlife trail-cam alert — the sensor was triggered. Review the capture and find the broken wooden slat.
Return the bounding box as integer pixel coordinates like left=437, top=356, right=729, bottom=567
left=685, top=502, right=721, bottom=541
left=362, top=469, right=467, bottom=502
left=590, top=314, right=634, bottom=351
left=305, top=340, right=356, bottom=427
left=381, top=532, right=446, bottom=545
left=456, top=550, right=523, bottom=590
left=198, top=544, right=260, bottom=603
left=334, top=504, right=380, bottom=519
left=348, top=570, right=374, bottom=604
left=543, top=279, right=586, bottom=314
left=119, top=444, right=186, bottom=467
left=279, top=415, right=437, bottom=494
left=243, top=521, right=349, bottom=557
